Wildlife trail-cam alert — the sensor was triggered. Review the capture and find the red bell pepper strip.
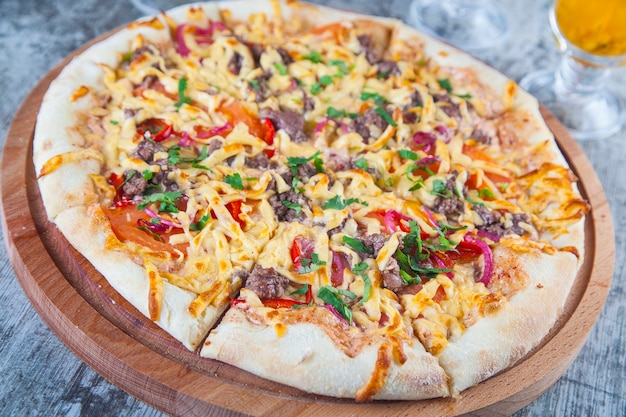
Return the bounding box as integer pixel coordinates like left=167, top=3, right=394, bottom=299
left=262, top=118, right=276, bottom=158
left=107, top=173, right=134, bottom=208
left=226, top=200, right=245, bottom=230
left=137, top=118, right=173, bottom=142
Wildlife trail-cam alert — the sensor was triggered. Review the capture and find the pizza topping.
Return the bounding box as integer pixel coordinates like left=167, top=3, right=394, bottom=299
left=244, top=265, right=290, bottom=299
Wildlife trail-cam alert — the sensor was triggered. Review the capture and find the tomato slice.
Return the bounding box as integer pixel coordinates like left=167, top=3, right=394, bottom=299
left=218, top=101, right=265, bottom=139
left=103, top=205, right=187, bottom=257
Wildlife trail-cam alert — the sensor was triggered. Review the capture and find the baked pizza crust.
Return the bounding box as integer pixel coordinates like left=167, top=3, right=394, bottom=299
left=202, top=307, right=450, bottom=400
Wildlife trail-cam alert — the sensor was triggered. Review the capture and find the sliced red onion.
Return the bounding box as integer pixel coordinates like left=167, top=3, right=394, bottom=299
left=431, top=255, right=454, bottom=278
left=324, top=304, right=349, bottom=325
left=339, top=123, right=350, bottom=135
left=314, top=117, right=332, bottom=134
left=196, top=122, right=232, bottom=139
left=434, top=125, right=450, bottom=143
left=175, top=24, right=191, bottom=57
left=413, top=131, right=437, bottom=145
left=330, top=251, right=349, bottom=286
left=462, top=234, right=494, bottom=286
left=178, top=131, right=194, bottom=147
left=383, top=210, right=412, bottom=233
left=416, top=156, right=440, bottom=166
left=476, top=229, right=501, bottom=243
left=143, top=208, right=183, bottom=229
left=421, top=206, right=440, bottom=229
left=137, top=218, right=168, bottom=233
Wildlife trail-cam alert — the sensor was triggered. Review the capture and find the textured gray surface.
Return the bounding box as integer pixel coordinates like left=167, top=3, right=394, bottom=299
left=0, top=1, right=624, bottom=416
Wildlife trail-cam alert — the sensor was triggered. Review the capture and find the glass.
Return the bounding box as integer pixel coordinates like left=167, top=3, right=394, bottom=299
left=520, top=0, right=626, bottom=141
left=129, top=0, right=191, bottom=15
left=408, top=0, right=509, bottom=52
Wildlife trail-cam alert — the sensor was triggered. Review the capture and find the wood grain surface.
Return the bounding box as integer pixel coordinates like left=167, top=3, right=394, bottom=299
left=0, top=17, right=615, bottom=417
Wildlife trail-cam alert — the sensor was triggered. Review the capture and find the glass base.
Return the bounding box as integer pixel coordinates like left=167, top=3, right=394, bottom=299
left=408, top=0, right=509, bottom=51
left=129, top=0, right=190, bottom=15
left=520, top=70, right=624, bottom=141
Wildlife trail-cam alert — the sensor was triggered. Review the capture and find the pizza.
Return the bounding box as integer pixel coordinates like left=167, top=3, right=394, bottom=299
left=32, top=0, right=590, bottom=402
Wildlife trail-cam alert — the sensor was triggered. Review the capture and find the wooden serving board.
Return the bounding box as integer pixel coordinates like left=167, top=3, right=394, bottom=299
left=0, top=29, right=615, bottom=417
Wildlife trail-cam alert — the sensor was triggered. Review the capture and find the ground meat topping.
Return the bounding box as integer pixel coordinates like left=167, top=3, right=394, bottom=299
left=432, top=173, right=465, bottom=217
left=244, top=265, right=290, bottom=299
left=131, top=139, right=166, bottom=165
left=352, top=107, right=388, bottom=141
left=381, top=257, right=403, bottom=291
left=474, top=206, right=531, bottom=237
left=260, top=108, right=307, bottom=142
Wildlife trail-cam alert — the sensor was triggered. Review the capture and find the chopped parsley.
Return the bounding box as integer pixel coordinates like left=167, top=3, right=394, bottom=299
left=360, top=91, right=388, bottom=106
left=248, top=79, right=261, bottom=90
left=395, top=221, right=454, bottom=284
left=167, top=145, right=210, bottom=170
left=137, top=191, right=183, bottom=213
left=223, top=173, right=244, bottom=190
left=281, top=200, right=302, bottom=217
left=429, top=179, right=454, bottom=198
left=110, top=120, right=119, bottom=126
left=303, top=51, right=323, bottom=63
left=328, top=59, right=349, bottom=75
left=298, top=253, right=326, bottom=274
left=322, top=195, right=368, bottom=210
left=317, top=285, right=355, bottom=323
left=398, top=149, right=418, bottom=161
left=310, top=83, right=323, bottom=95
left=437, top=78, right=453, bottom=94
left=353, top=157, right=369, bottom=170
left=274, top=63, right=288, bottom=76
left=189, top=214, right=211, bottom=231
left=374, top=106, right=397, bottom=127
left=174, top=77, right=192, bottom=110
left=286, top=151, right=324, bottom=174
left=342, top=236, right=373, bottom=254
left=437, top=77, right=472, bottom=99
left=352, top=262, right=371, bottom=305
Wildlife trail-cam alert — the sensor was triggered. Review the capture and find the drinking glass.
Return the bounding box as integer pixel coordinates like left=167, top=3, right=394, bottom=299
left=520, top=0, right=626, bottom=141
left=408, top=0, right=509, bottom=51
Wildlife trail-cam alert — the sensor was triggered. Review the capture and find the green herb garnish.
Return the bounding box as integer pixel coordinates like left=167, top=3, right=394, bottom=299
left=360, top=91, right=388, bottom=105
left=303, top=51, right=322, bottom=63
left=189, top=214, right=211, bottom=231
left=317, top=286, right=354, bottom=323
left=342, top=236, right=373, bottom=254
left=286, top=151, right=324, bottom=174
left=322, top=195, right=368, bottom=210
left=274, top=63, right=288, bottom=76
left=174, top=77, right=192, bottom=109
left=137, top=191, right=183, bottom=213
left=298, top=253, right=326, bottom=274
left=223, top=173, right=244, bottom=190
left=375, top=106, right=397, bottom=127
left=354, top=157, right=369, bottom=170
left=281, top=200, right=302, bottom=217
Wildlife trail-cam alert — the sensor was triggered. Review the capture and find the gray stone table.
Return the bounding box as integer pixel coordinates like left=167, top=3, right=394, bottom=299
left=1, top=0, right=624, bottom=416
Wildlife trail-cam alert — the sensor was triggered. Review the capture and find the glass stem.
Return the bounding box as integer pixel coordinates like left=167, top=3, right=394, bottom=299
left=554, top=54, right=610, bottom=98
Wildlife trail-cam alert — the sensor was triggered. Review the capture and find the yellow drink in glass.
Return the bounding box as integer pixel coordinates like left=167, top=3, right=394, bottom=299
left=554, top=0, right=626, bottom=56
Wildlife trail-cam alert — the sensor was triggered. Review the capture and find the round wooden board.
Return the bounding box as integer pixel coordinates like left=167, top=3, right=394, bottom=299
left=0, top=28, right=615, bottom=417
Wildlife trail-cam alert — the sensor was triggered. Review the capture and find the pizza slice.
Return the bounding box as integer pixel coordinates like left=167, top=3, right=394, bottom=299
left=201, top=217, right=450, bottom=401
